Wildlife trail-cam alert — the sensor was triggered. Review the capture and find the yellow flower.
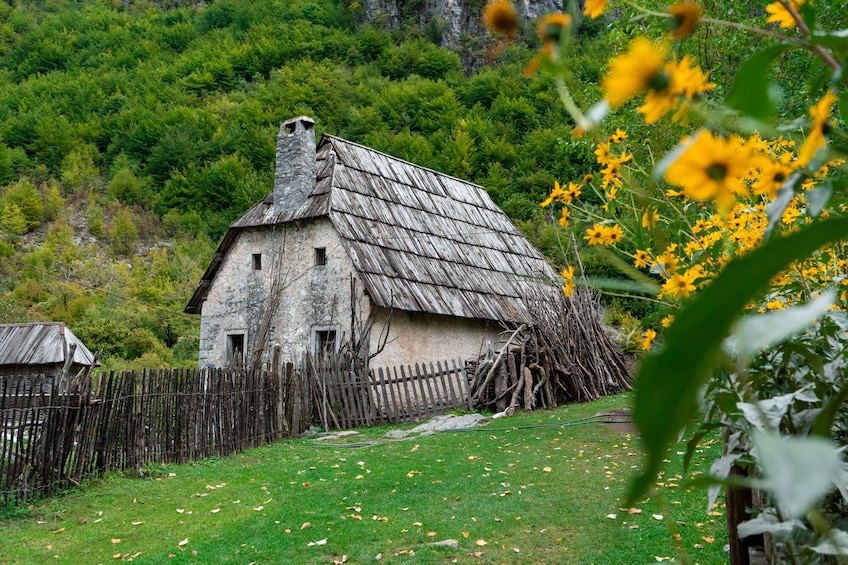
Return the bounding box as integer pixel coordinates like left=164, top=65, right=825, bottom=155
left=642, top=208, right=660, bottom=228
left=608, top=128, right=628, bottom=143
left=558, top=206, right=570, bottom=227
left=584, top=224, right=609, bottom=246
left=781, top=205, right=802, bottom=224
left=562, top=265, right=575, bottom=297
left=537, top=13, right=572, bottom=43
left=765, top=0, right=803, bottom=29
left=654, top=249, right=679, bottom=277
left=594, top=142, right=611, bottom=165
left=798, top=90, right=838, bottom=166
left=483, top=0, right=519, bottom=35
left=638, top=56, right=714, bottom=124
left=668, top=2, right=702, bottom=39
left=633, top=249, right=652, bottom=269
left=672, top=56, right=715, bottom=99
left=641, top=329, right=657, bottom=351
left=751, top=153, right=794, bottom=198
left=602, top=37, right=668, bottom=107
left=564, top=182, right=582, bottom=202
left=541, top=180, right=565, bottom=207
left=605, top=223, right=624, bottom=244
left=766, top=299, right=786, bottom=311
left=662, top=270, right=697, bottom=299
left=664, top=130, right=750, bottom=212
left=583, top=0, right=609, bottom=19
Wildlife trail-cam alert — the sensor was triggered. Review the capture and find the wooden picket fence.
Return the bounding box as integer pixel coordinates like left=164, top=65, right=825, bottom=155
left=311, top=358, right=472, bottom=430
left=0, top=363, right=312, bottom=506
left=0, top=354, right=473, bottom=505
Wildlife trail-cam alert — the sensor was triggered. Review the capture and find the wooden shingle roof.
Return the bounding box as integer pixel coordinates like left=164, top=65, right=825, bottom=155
left=0, top=322, right=98, bottom=367
left=185, top=135, right=559, bottom=322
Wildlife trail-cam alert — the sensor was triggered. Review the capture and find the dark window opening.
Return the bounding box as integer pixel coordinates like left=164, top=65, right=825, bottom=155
left=227, top=334, right=245, bottom=366
left=314, top=329, right=337, bottom=354
left=252, top=253, right=262, bottom=270
left=314, top=247, right=326, bottom=266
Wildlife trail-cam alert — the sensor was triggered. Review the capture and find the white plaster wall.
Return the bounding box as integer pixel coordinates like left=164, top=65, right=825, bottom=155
left=198, top=219, right=364, bottom=368
left=368, top=306, right=500, bottom=370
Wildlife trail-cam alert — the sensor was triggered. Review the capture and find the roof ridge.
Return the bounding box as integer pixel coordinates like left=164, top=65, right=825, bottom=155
left=322, top=134, right=489, bottom=193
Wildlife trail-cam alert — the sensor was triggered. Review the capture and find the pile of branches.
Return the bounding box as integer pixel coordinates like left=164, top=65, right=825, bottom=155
left=468, top=286, right=632, bottom=413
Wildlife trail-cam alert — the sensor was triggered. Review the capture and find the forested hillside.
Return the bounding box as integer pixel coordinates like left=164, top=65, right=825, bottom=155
left=0, top=0, right=616, bottom=368
left=1, top=0, right=825, bottom=368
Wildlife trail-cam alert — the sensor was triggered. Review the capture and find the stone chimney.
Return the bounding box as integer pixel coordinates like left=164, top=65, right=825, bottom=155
left=274, top=116, right=316, bottom=214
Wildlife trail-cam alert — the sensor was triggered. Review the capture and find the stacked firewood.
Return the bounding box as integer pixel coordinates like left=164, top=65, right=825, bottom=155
left=468, top=286, right=632, bottom=413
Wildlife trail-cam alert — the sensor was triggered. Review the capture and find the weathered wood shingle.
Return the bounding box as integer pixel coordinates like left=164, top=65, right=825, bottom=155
left=0, top=322, right=97, bottom=367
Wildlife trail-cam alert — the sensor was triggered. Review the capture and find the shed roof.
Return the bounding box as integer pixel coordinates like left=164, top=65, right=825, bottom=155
left=0, top=322, right=98, bottom=367
left=185, top=135, right=559, bottom=322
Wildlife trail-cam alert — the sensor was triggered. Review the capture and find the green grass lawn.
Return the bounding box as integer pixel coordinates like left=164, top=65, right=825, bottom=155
left=0, top=393, right=727, bottom=564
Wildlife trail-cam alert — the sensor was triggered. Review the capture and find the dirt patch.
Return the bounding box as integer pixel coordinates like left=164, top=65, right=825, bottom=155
left=594, top=408, right=636, bottom=434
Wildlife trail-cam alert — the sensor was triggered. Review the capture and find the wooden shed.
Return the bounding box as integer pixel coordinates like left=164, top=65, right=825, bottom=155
left=0, top=322, right=98, bottom=393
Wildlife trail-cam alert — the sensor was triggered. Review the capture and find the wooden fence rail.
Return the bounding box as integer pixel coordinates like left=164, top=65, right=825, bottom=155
left=1, top=357, right=472, bottom=505
left=312, top=358, right=471, bottom=430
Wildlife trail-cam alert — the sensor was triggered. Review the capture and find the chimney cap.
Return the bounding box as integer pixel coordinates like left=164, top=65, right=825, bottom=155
left=283, top=115, right=315, bottom=133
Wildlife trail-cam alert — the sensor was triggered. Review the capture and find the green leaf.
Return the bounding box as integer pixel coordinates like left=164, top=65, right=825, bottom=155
left=754, top=431, right=840, bottom=519
left=841, top=92, right=848, bottom=124
left=629, top=217, right=848, bottom=503
left=811, top=385, right=848, bottom=438
left=811, top=529, right=848, bottom=556
left=738, top=510, right=806, bottom=540
left=729, top=291, right=835, bottom=357
left=807, top=183, right=833, bottom=217
left=725, top=44, right=793, bottom=121
left=582, top=276, right=659, bottom=295
left=811, top=29, right=848, bottom=53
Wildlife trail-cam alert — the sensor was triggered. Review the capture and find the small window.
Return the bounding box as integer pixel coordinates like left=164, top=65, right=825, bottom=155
left=313, top=329, right=337, bottom=354
left=227, top=333, right=246, bottom=367
left=314, top=247, right=327, bottom=266
left=252, top=253, right=262, bottom=270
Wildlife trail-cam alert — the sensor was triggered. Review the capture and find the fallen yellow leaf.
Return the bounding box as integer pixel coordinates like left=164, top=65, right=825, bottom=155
left=301, top=522, right=311, bottom=530
left=542, top=467, right=552, bottom=472
left=476, top=540, right=487, bottom=546
left=110, top=538, right=120, bottom=544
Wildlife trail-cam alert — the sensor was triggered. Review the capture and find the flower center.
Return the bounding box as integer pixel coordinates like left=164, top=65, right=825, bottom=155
left=648, top=71, right=671, bottom=92
left=706, top=163, right=727, bottom=181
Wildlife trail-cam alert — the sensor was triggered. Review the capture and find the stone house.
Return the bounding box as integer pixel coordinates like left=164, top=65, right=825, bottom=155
left=0, top=322, right=98, bottom=393
left=185, top=116, right=558, bottom=370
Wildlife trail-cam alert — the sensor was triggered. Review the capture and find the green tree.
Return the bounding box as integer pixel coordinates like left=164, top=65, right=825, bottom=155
left=0, top=201, right=28, bottom=239
left=42, top=181, right=65, bottom=221
left=3, top=178, right=43, bottom=229
left=109, top=207, right=138, bottom=256
left=107, top=166, right=143, bottom=204
left=60, top=144, right=100, bottom=193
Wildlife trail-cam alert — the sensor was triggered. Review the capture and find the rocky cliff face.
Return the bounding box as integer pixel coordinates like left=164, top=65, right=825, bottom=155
left=360, top=0, right=567, bottom=51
